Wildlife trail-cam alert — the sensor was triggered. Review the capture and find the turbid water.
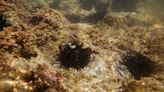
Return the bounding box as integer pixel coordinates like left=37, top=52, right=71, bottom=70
left=0, top=0, right=164, bottom=92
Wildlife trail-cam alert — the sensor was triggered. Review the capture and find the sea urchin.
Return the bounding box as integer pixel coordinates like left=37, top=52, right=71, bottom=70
left=121, top=51, right=156, bottom=79
left=58, top=42, right=92, bottom=69
left=0, top=14, right=11, bottom=31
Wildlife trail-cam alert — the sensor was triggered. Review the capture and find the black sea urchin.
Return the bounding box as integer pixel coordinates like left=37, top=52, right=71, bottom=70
left=121, top=51, right=156, bottom=80
left=0, top=15, right=11, bottom=31
left=58, top=42, right=91, bottom=69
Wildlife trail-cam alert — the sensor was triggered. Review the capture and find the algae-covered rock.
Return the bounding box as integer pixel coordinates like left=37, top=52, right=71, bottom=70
left=0, top=0, right=164, bottom=92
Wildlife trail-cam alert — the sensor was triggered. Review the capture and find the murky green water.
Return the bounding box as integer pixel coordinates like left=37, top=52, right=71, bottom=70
left=48, top=0, right=164, bottom=23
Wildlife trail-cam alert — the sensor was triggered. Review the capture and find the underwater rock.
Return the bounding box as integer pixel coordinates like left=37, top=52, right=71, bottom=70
left=50, top=0, right=111, bottom=23
left=103, top=12, right=154, bottom=27
left=29, top=8, right=68, bottom=29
